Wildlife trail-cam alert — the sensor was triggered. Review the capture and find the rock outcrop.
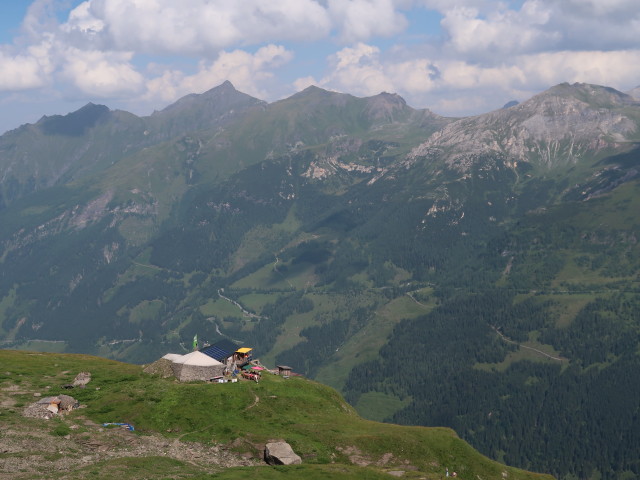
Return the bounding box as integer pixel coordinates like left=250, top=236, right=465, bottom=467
left=264, top=441, right=302, bottom=465
left=23, top=395, right=80, bottom=419
left=72, top=372, right=91, bottom=387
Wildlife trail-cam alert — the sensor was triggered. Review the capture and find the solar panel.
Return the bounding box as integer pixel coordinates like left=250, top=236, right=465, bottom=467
left=200, top=339, right=239, bottom=361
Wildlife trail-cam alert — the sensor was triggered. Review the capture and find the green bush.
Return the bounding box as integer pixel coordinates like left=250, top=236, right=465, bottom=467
left=51, top=422, right=71, bottom=437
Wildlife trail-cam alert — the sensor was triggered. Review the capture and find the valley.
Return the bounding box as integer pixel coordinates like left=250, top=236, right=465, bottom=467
left=0, top=81, right=639, bottom=479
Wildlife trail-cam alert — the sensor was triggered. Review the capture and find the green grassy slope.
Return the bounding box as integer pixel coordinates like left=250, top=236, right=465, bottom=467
left=0, top=349, right=552, bottom=480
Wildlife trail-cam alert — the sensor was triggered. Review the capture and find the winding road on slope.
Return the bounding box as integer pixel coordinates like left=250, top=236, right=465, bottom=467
left=217, top=289, right=263, bottom=319
left=490, top=325, right=566, bottom=362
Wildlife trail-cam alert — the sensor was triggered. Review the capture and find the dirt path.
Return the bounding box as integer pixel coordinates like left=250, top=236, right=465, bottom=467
left=490, top=325, right=566, bottom=361
left=246, top=392, right=260, bottom=410
left=405, top=292, right=429, bottom=307
left=131, top=261, right=164, bottom=271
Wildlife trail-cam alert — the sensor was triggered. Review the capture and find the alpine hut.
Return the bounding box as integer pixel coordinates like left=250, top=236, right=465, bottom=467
left=170, top=351, right=225, bottom=382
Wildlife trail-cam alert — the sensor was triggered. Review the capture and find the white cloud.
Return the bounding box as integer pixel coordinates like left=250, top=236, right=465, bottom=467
left=20, top=0, right=60, bottom=41
left=64, top=0, right=332, bottom=56
left=417, top=0, right=495, bottom=9
left=435, top=0, right=640, bottom=60
left=316, top=43, right=395, bottom=96
left=62, top=2, right=105, bottom=35
left=59, top=0, right=415, bottom=56
left=327, top=0, right=408, bottom=42
left=60, top=48, right=145, bottom=97
left=515, top=50, right=640, bottom=89
left=293, top=76, right=318, bottom=92
left=564, top=0, right=640, bottom=17
left=0, top=50, right=48, bottom=91
left=145, top=45, right=294, bottom=103
left=0, top=37, right=55, bottom=92
left=440, top=3, right=559, bottom=59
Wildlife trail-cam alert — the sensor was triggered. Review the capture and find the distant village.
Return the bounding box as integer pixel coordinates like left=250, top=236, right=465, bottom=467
left=147, top=339, right=293, bottom=383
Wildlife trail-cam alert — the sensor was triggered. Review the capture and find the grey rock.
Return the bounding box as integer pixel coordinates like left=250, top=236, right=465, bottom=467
left=264, top=441, right=302, bottom=465
left=73, top=371, right=91, bottom=387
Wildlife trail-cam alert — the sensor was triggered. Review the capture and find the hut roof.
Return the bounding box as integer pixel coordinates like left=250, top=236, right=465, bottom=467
left=162, top=353, right=183, bottom=361
left=174, top=351, right=223, bottom=367
left=200, top=339, right=239, bottom=361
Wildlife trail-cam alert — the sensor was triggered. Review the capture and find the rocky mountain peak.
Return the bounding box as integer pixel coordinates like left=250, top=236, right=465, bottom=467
left=154, top=81, right=263, bottom=117
left=410, top=82, right=640, bottom=170
left=285, top=85, right=351, bottom=109
left=146, top=81, right=266, bottom=141
left=37, top=102, right=111, bottom=136
left=215, top=79, right=235, bottom=90
left=363, top=92, right=412, bottom=123
left=298, top=85, right=328, bottom=95
left=523, top=82, right=638, bottom=112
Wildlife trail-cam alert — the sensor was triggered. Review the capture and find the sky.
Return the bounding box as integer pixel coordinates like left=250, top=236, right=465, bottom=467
left=1, top=0, right=640, bottom=135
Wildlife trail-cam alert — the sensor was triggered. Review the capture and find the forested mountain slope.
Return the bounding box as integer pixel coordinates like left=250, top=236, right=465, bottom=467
left=0, top=82, right=639, bottom=480
left=0, top=81, right=264, bottom=209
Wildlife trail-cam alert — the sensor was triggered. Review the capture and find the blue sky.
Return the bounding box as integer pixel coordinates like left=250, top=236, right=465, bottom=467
left=0, top=4, right=30, bottom=43
left=1, top=0, right=640, bottom=135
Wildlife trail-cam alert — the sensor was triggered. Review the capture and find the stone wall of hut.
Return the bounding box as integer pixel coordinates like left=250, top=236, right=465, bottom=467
left=177, top=364, right=225, bottom=382
left=171, top=362, right=183, bottom=379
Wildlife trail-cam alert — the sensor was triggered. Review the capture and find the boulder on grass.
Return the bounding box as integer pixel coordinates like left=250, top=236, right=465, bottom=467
left=264, top=441, right=302, bottom=465
left=72, top=372, right=91, bottom=387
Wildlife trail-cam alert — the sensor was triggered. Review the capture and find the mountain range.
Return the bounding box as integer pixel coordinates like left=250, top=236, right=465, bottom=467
left=1, top=80, right=639, bottom=480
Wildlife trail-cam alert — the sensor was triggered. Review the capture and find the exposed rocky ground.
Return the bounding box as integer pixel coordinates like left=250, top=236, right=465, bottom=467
left=0, top=419, right=261, bottom=479
left=0, top=382, right=261, bottom=480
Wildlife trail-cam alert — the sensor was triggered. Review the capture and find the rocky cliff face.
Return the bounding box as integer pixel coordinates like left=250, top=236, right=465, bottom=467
left=410, top=83, right=640, bottom=171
